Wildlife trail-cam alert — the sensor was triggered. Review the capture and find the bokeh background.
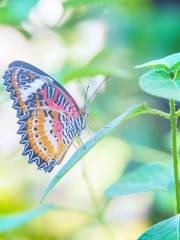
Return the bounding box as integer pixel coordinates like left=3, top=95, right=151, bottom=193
left=0, top=0, right=179, bottom=239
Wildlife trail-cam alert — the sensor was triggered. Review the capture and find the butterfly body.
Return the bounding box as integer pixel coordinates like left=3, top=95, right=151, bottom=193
left=3, top=61, right=87, bottom=172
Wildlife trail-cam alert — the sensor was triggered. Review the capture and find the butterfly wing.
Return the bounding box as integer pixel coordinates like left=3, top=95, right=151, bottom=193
left=20, top=108, right=74, bottom=172
left=3, top=61, right=79, bottom=172
left=4, top=61, right=80, bottom=118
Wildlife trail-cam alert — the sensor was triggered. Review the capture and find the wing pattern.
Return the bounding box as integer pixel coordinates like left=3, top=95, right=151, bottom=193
left=3, top=61, right=84, bottom=172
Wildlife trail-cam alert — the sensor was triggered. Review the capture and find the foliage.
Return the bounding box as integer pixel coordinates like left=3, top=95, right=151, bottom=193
left=138, top=215, right=180, bottom=240
left=137, top=53, right=180, bottom=102
left=40, top=52, right=180, bottom=238
left=105, top=163, right=170, bottom=197
left=106, top=52, right=180, bottom=239
left=0, top=204, right=56, bottom=232
left=0, top=0, right=180, bottom=239
left=40, top=103, right=145, bottom=202
left=60, top=65, right=127, bottom=83
left=0, top=0, right=37, bottom=25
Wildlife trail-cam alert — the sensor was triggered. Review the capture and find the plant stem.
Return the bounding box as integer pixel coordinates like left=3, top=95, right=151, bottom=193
left=81, top=164, right=99, bottom=210
left=144, top=107, right=170, bottom=119
left=125, top=107, right=170, bottom=122
left=81, top=163, right=114, bottom=240
left=98, top=217, right=114, bottom=240
left=170, top=99, right=180, bottom=213
left=176, top=110, right=180, bottom=118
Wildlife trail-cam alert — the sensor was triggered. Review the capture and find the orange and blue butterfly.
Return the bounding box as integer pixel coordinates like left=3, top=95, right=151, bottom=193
left=3, top=61, right=88, bottom=172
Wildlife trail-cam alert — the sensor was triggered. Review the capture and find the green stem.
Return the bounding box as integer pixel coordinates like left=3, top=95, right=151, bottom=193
left=144, top=107, right=170, bottom=119
left=98, top=218, right=114, bottom=240
left=81, top=164, right=99, bottom=210
left=170, top=99, right=180, bottom=213
left=125, top=107, right=170, bottom=122
left=81, top=164, right=114, bottom=240
left=176, top=110, right=180, bottom=118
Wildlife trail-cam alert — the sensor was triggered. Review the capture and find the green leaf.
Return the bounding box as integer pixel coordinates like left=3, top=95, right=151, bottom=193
left=131, top=144, right=171, bottom=164
left=138, top=215, right=180, bottom=240
left=64, top=0, right=121, bottom=8
left=59, top=65, right=128, bottom=84
left=105, top=163, right=170, bottom=197
left=40, top=103, right=146, bottom=203
left=171, top=62, right=180, bottom=74
left=136, top=53, right=180, bottom=101
left=0, top=0, right=37, bottom=25
left=135, top=52, right=180, bottom=71
left=139, top=68, right=180, bottom=102
left=0, top=204, right=56, bottom=232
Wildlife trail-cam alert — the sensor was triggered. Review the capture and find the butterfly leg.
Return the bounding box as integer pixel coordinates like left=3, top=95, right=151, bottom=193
left=78, top=136, right=86, bottom=150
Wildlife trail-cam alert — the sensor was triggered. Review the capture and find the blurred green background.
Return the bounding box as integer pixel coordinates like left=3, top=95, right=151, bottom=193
left=0, top=0, right=179, bottom=239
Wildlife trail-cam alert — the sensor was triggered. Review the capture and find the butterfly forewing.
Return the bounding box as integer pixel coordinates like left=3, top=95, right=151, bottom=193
left=3, top=61, right=82, bottom=172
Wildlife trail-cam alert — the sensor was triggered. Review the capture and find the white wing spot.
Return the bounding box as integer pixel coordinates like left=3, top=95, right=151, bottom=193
left=21, top=78, right=44, bottom=101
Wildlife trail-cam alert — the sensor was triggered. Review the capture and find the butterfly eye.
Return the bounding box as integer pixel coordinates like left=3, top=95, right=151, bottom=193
left=81, top=108, right=87, bottom=114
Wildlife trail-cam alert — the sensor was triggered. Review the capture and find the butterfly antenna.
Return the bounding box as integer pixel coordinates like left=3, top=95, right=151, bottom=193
left=85, top=76, right=110, bottom=106
left=84, top=85, right=90, bottom=108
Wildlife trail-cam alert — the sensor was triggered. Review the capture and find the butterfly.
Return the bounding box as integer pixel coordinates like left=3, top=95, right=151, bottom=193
left=3, top=61, right=88, bottom=173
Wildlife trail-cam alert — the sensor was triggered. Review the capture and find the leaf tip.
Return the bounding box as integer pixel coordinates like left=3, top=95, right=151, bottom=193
left=39, top=192, right=47, bottom=204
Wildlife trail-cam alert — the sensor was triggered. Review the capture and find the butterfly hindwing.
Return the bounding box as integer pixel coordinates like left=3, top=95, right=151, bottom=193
left=25, top=108, right=73, bottom=172
left=3, top=61, right=80, bottom=172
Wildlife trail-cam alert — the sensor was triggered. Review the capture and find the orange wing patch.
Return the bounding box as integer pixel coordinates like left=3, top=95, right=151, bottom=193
left=27, top=110, right=48, bottom=162
left=26, top=108, right=72, bottom=165
left=11, top=69, right=28, bottom=113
